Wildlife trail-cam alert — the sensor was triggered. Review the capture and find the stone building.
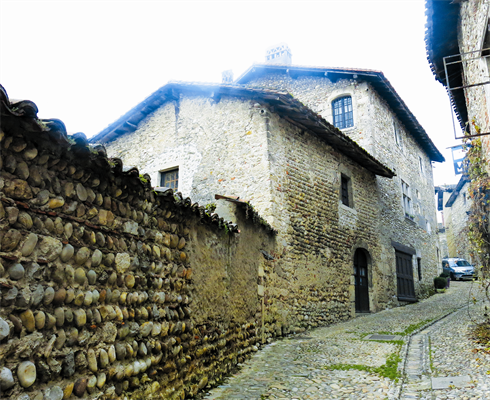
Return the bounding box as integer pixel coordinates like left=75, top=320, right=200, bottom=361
left=0, top=84, right=281, bottom=399
left=425, top=0, right=490, bottom=269
left=234, top=57, right=445, bottom=294
left=435, top=180, right=472, bottom=260
left=92, top=49, right=444, bottom=320
left=426, top=0, right=490, bottom=152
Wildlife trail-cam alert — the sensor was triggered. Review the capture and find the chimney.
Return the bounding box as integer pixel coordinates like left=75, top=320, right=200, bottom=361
left=222, top=70, right=233, bottom=83
left=265, top=43, right=292, bottom=65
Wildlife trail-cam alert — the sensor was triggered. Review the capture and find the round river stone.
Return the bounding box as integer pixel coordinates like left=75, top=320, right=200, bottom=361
left=0, top=367, right=14, bottom=390
left=8, top=263, right=25, bottom=280
left=0, top=317, right=10, bottom=340
left=17, top=361, right=36, bottom=388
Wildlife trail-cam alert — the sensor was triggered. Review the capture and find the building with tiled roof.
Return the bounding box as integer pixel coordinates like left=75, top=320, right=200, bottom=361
left=92, top=46, right=443, bottom=319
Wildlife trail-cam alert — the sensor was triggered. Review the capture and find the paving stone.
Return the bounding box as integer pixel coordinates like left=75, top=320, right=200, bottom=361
left=202, top=282, right=489, bottom=400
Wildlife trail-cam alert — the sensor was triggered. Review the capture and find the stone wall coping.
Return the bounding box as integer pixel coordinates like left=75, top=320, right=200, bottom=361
left=0, top=84, right=276, bottom=236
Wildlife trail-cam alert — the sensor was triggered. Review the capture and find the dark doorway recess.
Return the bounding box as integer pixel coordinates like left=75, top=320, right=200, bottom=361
left=354, top=249, right=369, bottom=312
left=395, top=250, right=416, bottom=302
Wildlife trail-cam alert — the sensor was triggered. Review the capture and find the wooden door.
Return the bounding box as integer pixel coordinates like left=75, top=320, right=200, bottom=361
left=354, top=249, right=369, bottom=312
left=395, top=250, right=416, bottom=301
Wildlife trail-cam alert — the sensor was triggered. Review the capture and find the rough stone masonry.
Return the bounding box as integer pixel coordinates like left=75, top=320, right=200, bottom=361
left=0, top=85, right=279, bottom=400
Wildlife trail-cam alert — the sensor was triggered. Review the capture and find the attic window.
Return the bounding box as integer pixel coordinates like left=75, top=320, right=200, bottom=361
left=332, top=96, right=354, bottom=129
left=160, top=168, right=179, bottom=190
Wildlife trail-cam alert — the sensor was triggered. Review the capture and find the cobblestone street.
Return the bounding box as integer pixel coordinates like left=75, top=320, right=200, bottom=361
left=202, top=282, right=490, bottom=400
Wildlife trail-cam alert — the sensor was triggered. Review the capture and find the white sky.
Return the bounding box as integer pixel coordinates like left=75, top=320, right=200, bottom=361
left=0, top=0, right=463, bottom=186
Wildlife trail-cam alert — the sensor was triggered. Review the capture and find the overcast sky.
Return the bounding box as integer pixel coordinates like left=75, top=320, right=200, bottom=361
left=1, top=0, right=463, bottom=186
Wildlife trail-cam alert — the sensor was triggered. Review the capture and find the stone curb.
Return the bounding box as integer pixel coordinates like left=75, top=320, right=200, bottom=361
left=394, top=300, right=480, bottom=400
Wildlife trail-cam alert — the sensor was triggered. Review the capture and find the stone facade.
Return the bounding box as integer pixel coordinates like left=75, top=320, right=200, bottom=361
left=426, top=0, right=490, bottom=164
left=425, top=0, right=490, bottom=270
left=237, top=67, right=442, bottom=299
left=0, top=87, right=279, bottom=400
left=458, top=0, right=490, bottom=157
left=97, top=70, right=442, bottom=329
left=442, top=178, right=472, bottom=261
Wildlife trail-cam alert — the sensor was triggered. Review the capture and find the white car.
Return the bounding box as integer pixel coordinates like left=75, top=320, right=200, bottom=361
left=442, top=258, right=475, bottom=280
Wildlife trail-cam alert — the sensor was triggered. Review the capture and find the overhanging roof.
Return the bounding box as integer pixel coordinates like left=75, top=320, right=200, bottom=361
left=445, top=174, right=469, bottom=208
left=424, top=0, right=468, bottom=130
left=235, top=63, right=445, bottom=163
left=90, top=82, right=395, bottom=178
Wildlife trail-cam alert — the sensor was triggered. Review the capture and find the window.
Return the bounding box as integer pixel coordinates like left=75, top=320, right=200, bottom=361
left=160, top=168, right=179, bottom=190
left=394, top=120, right=402, bottom=148
left=401, top=180, right=413, bottom=219
left=463, top=193, right=467, bottom=205
left=426, top=219, right=431, bottom=233
left=417, top=258, right=422, bottom=281
left=332, top=96, right=354, bottom=129
left=340, top=174, right=352, bottom=207
left=419, top=156, right=425, bottom=176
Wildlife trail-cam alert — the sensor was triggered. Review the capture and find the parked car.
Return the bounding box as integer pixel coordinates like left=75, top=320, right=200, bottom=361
left=442, top=258, right=475, bottom=280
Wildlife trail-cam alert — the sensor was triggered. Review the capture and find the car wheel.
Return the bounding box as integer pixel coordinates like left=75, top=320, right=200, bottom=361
left=450, top=273, right=456, bottom=281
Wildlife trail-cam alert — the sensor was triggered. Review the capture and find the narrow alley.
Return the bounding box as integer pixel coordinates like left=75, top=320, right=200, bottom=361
left=202, top=282, right=489, bottom=400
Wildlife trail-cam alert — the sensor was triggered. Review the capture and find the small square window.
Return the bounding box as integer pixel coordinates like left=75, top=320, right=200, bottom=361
left=160, top=168, right=179, bottom=190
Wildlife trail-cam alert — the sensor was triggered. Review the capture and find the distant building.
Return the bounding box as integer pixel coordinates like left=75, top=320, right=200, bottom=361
left=435, top=181, right=472, bottom=261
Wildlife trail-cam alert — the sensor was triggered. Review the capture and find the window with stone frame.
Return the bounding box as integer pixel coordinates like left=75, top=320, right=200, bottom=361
left=401, top=180, right=413, bottom=219
left=340, top=174, right=354, bottom=208
left=160, top=168, right=179, bottom=190
left=418, top=155, right=425, bottom=176
left=393, top=119, right=403, bottom=149
left=332, top=96, right=354, bottom=129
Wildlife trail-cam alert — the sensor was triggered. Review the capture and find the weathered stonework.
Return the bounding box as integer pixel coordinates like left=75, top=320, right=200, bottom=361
left=0, top=87, right=277, bottom=400
left=443, top=179, right=472, bottom=261
left=459, top=0, right=490, bottom=159
left=242, top=71, right=441, bottom=299
left=100, top=74, right=441, bottom=334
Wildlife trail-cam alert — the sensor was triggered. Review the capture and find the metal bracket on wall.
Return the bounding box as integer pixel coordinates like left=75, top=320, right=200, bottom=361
left=443, top=48, right=490, bottom=139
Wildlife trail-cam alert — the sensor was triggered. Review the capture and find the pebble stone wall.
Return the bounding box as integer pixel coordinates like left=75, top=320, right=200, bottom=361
left=0, top=88, right=276, bottom=400
left=246, top=72, right=441, bottom=297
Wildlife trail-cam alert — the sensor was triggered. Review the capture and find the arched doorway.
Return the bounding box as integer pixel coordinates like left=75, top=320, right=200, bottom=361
left=354, top=248, right=369, bottom=312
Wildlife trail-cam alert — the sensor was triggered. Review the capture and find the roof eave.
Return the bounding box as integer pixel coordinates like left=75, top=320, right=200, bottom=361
left=91, top=82, right=394, bottom=178
left=424, top=0, right=468, bottom=130
left=235, top=63, right=444, bottom=162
